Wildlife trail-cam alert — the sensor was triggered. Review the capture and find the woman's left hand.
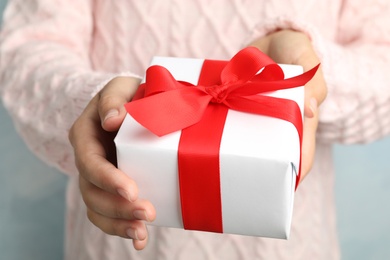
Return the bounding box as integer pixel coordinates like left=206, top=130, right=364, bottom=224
left=250, top=29, right=327, bottom=182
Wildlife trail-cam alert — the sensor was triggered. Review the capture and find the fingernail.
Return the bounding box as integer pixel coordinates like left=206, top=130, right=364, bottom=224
left=117, top=188, right=134, bottom=202
left=133, top=210, right=150, bottom=222
left=126, top=228, right=139, bottom=240
left=310, top=98, right=317, bottom=114
left=126, top=227, right=147, bottom=241
left=104, top=109, right=119, bottom=122
left=137, top=227, right=147, bottom=240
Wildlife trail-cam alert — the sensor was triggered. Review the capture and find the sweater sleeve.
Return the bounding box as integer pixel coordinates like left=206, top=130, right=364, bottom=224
left=244, top=1, right=390, bottom=145
left=0, top=0, right=137, bottom=175
left=315, top=1, right=390, bottom=144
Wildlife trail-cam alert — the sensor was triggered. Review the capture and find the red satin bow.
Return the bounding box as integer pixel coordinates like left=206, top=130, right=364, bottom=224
left=126, top=47, right=319, bottom=138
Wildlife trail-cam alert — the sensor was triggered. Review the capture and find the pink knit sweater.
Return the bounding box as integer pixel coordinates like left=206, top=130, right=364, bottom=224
left=1, top=1, right=390, bottom=259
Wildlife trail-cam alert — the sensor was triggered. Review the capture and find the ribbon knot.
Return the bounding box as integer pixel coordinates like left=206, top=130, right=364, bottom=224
left=204, top=84, right=230, bottom=104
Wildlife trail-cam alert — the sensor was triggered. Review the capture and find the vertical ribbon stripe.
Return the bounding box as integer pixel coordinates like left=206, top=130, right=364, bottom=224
left=178, top=60, right=228, bottom=232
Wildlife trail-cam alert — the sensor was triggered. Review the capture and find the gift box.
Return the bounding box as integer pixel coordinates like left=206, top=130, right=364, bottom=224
left=115, top=47, right=317, bottom=239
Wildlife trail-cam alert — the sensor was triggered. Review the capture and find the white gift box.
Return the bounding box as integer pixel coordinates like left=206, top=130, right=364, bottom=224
left=115, top=56, right=304, bottom=239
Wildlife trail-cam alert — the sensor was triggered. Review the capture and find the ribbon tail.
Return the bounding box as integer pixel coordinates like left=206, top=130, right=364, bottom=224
left=231, top=64, right=320, bottom=96
left=281, top=64, right=320, bottom=88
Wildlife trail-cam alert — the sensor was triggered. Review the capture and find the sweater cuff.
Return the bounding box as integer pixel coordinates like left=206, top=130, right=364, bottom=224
left=90, top=71, right=142, bottom=98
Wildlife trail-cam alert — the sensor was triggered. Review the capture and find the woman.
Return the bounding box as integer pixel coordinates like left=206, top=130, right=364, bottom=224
left=1, top=1, right=389, bottom=259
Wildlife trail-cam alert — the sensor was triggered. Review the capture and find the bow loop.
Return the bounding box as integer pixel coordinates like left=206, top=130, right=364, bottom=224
left=221, top=47, right=276, bottom=84
left=143, top=65, right=187, bottom=97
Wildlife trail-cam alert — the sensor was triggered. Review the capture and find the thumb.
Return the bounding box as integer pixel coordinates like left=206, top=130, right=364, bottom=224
left=98, top=77, right=141, bottom=132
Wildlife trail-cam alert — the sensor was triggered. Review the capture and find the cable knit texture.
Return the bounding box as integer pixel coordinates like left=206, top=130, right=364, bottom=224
left=1, top=0, right=390, bottom=259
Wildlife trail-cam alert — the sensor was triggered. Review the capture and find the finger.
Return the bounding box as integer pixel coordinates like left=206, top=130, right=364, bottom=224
left=133, top=234, right=149, bottom=251
left=86, top=208, right=148, bottom=242
left=300, top=110, right=319, bottom=182
left=80, top=175, right=156, bottom=221
left=76, top=147, right=139, bottom=202
left=304, top=97, right=317, bottom=118
left=98, top=77, right=140, bottom=132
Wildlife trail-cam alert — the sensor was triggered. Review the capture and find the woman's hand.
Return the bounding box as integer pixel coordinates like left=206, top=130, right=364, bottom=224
left=69, top=77, right=156, bottom=250
left=250, top=29, right=327, bottom=182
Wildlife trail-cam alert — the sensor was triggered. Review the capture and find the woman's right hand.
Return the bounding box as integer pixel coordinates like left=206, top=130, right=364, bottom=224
left=69, top=77, right=156, bottom=250
left=249, top=29, right=327, bottom=183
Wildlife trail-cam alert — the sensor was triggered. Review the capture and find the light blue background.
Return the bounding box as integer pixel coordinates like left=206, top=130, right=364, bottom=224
left=0, top=1, right=389, bottom=259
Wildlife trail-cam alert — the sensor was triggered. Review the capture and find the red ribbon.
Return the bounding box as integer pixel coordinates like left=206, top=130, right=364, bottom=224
left=126, top=47, right=319, bottom=233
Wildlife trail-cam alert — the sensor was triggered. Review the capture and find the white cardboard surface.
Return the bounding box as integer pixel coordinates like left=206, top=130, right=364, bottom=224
left=115, top=56, right=303, bottom=238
